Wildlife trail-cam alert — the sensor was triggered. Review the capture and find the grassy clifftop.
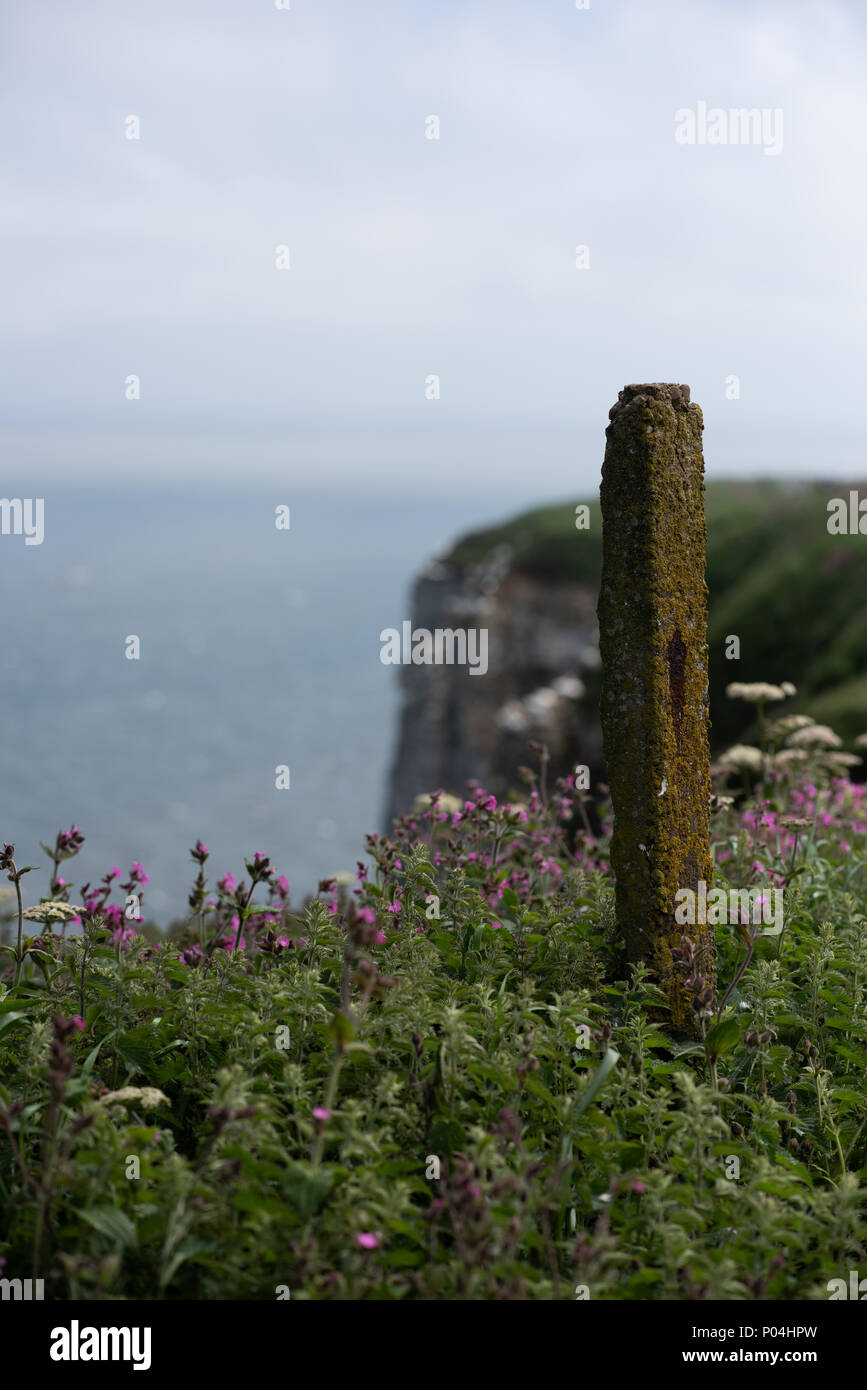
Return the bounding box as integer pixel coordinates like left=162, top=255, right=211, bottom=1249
left=448, top=480, right=867, bottom=749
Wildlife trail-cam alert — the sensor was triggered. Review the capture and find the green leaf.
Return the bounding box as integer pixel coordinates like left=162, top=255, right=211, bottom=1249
left=574, top=1047, right=620, bottom=1121
left=116, top=1026, right=154, bottom=1073
left=0, top=1012, right=29, bottom=1035
left=160, top=964, right=191, bottom=985
left=523, top=1075, right=558, bottom=1107
left=428, top=1117, right=465, bottom=1154
left=704, top=1019, right=741, bottom=1057
left=232, top=1191, right=286, bottom=1216
left=618, top=1143, right=645, bottom=1168
left=282, top=1161, right=336, bottom=1218
left=388, top=1248, right=424, bottom=1267
left=386, top=1219, right=420, bottom=1239
left=81, top=1206, right=137, bottom=1247
left=160, top=1237, right=213, bottom=1289
left=627, top=1269, right=665, bottom=1286
left=327, top=1012, right=355, bottom=1047
left=80, top=1032, right=115, bottom=1076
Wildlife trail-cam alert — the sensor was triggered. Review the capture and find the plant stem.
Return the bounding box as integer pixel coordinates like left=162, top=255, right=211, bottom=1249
left=12, top=871, right=24, bottom=988
left=715, top=938, right=756, bottom=1024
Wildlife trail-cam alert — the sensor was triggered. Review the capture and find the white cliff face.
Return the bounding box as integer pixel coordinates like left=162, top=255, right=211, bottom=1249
left=382, top=551, right=605, bottom=826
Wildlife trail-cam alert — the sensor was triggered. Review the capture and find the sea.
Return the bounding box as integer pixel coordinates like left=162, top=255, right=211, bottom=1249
left=0, top=478, right=555, bottom=924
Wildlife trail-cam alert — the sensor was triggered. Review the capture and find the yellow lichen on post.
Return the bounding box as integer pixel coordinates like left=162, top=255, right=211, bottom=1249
left=597, top=383, right=714, bottom=1035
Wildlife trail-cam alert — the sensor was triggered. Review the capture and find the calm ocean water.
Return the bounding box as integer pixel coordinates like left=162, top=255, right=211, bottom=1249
left=0, top=479, right=543, bottom=923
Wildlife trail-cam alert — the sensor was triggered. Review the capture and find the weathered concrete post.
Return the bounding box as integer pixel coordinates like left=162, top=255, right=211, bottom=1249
left=597, top=384, right=714, bottom=1035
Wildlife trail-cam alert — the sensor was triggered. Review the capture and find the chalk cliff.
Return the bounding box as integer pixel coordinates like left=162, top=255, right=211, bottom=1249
left=383, top=538, right=604, bottom=824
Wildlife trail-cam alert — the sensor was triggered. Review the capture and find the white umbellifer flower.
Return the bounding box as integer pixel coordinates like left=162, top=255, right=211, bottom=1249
left=820, top=751, right=862, bottom=768
left=780, top=682, right=797, bottom=696
left=524, top=688, right=559, bottom=723
left=552, top=674, right=585, bottom=700
left=495, top=699, right=530, bottom=733
left=97, top=1087, right=169, bottom=1110
left=726, top=682, right=786, bottom=702
left=22, top=901, right=82, bottom=923
left=773, top=749, right=808, bottom=766
left=787, top=724, right=842, bottom=749
left=766, top=714, right=814, bottom=740
left=720, top=744, right=764, bottom=771
left=412, top=791, right=463, bottom=816
left=854, top=733, right=867, bottom=749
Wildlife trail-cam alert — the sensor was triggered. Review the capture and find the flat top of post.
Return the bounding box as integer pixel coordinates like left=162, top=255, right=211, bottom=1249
left=609, top=383, right=691, bottom=421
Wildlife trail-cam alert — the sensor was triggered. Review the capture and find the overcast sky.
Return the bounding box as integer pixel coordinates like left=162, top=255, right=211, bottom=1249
left=2, top=0, right=865, bottom=496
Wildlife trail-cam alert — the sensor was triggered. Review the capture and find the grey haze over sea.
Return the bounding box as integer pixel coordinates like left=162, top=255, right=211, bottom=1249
left=0, top=478, right=548, bottom=925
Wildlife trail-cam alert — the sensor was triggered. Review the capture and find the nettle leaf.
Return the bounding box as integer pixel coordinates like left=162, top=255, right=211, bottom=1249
left=282, top=1162, right=337, bottom=1218
left=618, top=1142, right=645, bottom=1168
left=831, top=1087, right=864, bottom=1106
left=428, top=1117, right=465, bottom=1154
left=522, top=1075, right=558, bottom=1108
left=161, top=964, right=192, bottom=985
left=116, top=1026, right=156, bottom=1073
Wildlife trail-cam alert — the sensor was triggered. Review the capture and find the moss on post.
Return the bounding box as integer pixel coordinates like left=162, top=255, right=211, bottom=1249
left=597, top=383, right=714, bottom=1035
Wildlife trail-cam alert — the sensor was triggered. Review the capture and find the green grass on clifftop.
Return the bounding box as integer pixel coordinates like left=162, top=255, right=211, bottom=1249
left=447, top=481, right=867, bottom=749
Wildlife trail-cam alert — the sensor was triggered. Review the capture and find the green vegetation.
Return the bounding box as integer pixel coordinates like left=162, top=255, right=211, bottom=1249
left=450, top=480, right=867, bottom=748
left=1, top=719, right=865, bottom=1299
